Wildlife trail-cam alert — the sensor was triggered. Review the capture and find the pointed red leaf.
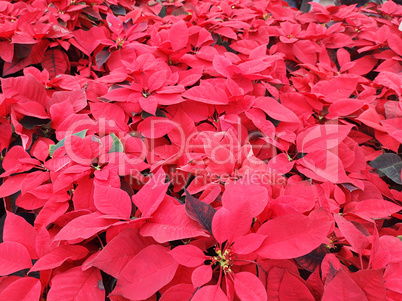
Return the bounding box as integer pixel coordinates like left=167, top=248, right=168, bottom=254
left=333, top=214, right=369, bottom=255
left=232, top=233, right=267, bottom=255
left=0, top=174, right=28, bottom=198
left=73, top=27, right=106, bottom=54
left=30, top=245, right=88, bottom=272
left=137, top=117, right=178, bottom=138
left=0, top=242, right=32, bottom=276
left=312, top=75, right=360, bottom=103
left=212, top=206, right=251, bottom=244
left=213, top=55, right=234, bottom=78
left=160, top=284, right=196, bottom=301
left=113, top=245, right=178, bottom=300
left=297, top=124, right=352, bottom=153
left=169, top=245, right=207, bottom=268
left=380, top=118, right=402, bottom=144
left=254, top=97, right=300, bottom=123
left=132, top=168, right=169, bottom=217
left=191, top=285, right=228, bottom=301
left=84, top=229, right=152, bottom=278
left=279, top=270, right=315, bottom=301
left=53, top=212, right=118, bottom=242
left=349, top=269, right=386, bottom=301
left=2, top=41, right=48, bottom=76
left=0, top=41, right=13, bottom=62
left=93, top=182, right=131, bottom=220
left=234, top=272, right=267, bottom=301
left=293, top=40, right=317, bottom=65
left=296, top=150, right=350, bottom=184
left=344, top=199, right=401, bottom=220
left=182, top=81, right=229, bottom=104
left=47, top=267, right=105, bottom=300
left=222, top=182, right=268, bottom=218
left=1, top=73, right=48, bottom=108
left=0, top=277, right=41, bottom=301
left=192, top=265, right=212, bottom=288
left=3, top=212, right=37, bottom=259
left=257, top=213, right=330, bottom=259
left=322, top=270, right=368, bottom=301
left=148, top=70, right=167, bottom=92
left=169, top=20, right=188, bottom=51
left=230, top=40, right=259, bottom=55
left=141, top=196, right=209, bottom=243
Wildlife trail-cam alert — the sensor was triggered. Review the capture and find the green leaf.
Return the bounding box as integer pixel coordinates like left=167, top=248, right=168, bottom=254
left=108, top=133, right=124, bottom=153
left=49, top=130, right=87, bottom=157
left=369, top=153, right=402, bottom=185
left=156, top=0, right=167, bottom=18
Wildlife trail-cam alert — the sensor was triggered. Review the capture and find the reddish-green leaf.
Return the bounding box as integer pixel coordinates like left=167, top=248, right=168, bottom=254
left=41, top=48, right=69, bottom=79
left=185, top=190, right=216, bottom=235
left=295, top=244, right=329, bottom=272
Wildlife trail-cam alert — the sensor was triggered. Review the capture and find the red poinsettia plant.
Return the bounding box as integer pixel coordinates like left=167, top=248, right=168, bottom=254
left=0, top=0, right=401, bottom=300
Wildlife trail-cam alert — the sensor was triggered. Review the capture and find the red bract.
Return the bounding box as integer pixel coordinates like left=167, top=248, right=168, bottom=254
left=0, top=0, right=402, bottom=300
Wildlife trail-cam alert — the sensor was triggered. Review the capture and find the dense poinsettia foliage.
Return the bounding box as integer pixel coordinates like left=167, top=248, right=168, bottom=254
left=0, top=0, right=402, bottom=299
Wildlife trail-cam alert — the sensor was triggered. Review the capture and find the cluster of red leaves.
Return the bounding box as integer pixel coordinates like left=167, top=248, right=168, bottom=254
left=0, top=0, right=402, bottom=300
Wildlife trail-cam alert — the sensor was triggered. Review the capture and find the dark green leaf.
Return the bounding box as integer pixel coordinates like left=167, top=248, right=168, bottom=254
left=157, top=0, right=167, bottom=18
left=370, top=153, right=402, bottom=184
left=19, top=116, right=50, bottom=130
left=110, top=5, right=126, bottom=15
left=108, top=133, right=124, bottom=153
